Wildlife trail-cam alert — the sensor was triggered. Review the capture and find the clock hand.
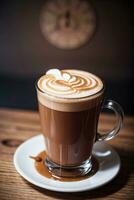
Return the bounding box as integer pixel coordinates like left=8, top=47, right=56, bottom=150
left=65, top=10, right=70, bottom=27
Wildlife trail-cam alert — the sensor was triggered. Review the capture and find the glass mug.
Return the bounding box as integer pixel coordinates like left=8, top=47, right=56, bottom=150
left=36, top=69, right=124, bottom=178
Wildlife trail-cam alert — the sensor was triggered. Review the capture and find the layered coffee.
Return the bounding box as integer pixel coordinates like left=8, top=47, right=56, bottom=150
left=37, top=69, right=104, bottom=166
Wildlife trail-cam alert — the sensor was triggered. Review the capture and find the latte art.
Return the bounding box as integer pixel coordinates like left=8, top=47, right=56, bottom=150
left=38, top=69, right=103, bottom=98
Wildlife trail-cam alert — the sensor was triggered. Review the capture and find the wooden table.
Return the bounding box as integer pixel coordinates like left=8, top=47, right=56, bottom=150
left=0, top=108, right=134, bottom=200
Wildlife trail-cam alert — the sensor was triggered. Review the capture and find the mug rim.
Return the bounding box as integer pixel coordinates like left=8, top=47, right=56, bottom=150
left=35, top=70, right=105, bottom=102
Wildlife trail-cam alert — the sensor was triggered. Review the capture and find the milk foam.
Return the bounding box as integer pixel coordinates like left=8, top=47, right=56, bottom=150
left=38, top=69, right=103, bottom=99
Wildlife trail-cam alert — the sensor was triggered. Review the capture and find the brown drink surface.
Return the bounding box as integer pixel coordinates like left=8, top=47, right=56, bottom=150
left=37, top=69, right=103, bottom=166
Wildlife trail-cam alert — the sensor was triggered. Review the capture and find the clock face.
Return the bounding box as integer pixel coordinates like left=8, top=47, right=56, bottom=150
left=40, top=0, right=96, bottom=49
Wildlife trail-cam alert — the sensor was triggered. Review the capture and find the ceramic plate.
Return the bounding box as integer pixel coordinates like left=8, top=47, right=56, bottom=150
left=14, top=134, right=120, bottom=192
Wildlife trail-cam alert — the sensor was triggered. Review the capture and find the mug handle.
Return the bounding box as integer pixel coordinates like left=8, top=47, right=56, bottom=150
left=96, top=100, right=124, bottom=141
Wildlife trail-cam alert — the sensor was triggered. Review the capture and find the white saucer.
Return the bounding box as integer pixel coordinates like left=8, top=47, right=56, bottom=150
left=14, top=134, right=120, bottom=192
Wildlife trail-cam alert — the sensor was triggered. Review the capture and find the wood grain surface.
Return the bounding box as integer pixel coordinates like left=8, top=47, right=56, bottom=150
left=0, top=108, right=134, bottom=200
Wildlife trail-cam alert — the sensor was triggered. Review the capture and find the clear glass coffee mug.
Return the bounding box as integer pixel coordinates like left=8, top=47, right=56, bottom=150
left=36, top=85, right=124, bottom=178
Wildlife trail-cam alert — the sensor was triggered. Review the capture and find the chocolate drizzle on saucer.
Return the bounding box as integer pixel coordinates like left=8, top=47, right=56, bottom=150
left=30, top=151, right=99, bottom=182
left=30, top=156, right=42, bottom=162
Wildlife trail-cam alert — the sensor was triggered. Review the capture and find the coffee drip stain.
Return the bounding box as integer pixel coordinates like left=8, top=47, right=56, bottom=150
left=29, top=155, right=42, bottom=162
left=30, top=151, right=99, bottom=182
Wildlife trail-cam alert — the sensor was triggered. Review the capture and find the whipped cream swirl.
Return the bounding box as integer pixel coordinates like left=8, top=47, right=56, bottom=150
left=38, top=69, right=103, bottom=98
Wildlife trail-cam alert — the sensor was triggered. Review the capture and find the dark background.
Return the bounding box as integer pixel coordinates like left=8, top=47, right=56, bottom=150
left=0, top=0, right=133, bottom=114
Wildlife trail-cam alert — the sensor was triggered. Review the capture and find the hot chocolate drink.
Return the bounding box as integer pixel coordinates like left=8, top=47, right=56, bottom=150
left=36, top=68, right=123, bottom=177
left=37, top=69, right=104, bottom=166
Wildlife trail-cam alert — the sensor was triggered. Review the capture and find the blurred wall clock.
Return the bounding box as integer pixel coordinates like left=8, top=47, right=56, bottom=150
left=40, top=0, right=96, bottom=49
